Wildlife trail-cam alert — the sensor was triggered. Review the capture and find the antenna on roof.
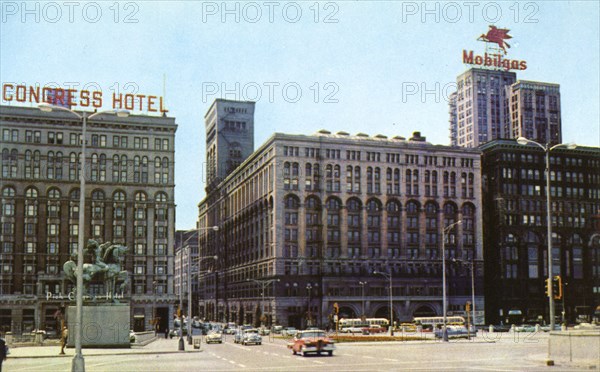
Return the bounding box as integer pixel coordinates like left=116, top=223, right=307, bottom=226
left=162, top=74, right=167, bottom=117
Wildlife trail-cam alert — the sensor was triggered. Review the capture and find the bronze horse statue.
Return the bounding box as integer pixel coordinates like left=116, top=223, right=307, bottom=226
left=63, top=240, right=129, bottom=299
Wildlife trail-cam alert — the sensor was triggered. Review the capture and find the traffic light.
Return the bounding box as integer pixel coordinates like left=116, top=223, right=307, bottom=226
left=333, top=302, right=339, bottom=314
left=465, top=302, right=471, bottom=312
left=552, top=276, right=562, bottom=300
left=545, top=278, right=551, bottom=297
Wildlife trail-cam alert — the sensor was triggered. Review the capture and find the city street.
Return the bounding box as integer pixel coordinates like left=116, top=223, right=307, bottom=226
left=5, top=331, right=592, bottom=371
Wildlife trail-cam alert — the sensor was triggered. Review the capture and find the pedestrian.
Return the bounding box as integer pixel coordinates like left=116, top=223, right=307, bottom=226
left=0, top=333, right=7, bottom=372
left=60, top=325, right=68, bottom=355
left=164, top=327, right=169, bottom=339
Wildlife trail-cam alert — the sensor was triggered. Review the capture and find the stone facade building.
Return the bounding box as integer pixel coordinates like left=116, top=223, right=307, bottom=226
left=0, top=105, right=177, bottom=335
left=198, top=119, right=484, bottom=328
left=481, top=139, right=600, bottom=324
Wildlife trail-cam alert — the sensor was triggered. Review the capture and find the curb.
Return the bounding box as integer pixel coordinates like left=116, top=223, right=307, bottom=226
left=8, top=349, right=203, bottom=359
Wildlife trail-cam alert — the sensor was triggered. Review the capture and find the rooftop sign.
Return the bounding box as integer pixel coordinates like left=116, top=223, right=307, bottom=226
left=2, top=84, right=168, bottom=113
left=463, top=25, right=527, bottom=71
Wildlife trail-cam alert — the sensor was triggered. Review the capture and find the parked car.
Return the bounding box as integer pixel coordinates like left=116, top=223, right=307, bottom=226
left=514, top=323, right=538, bottom=332
left=282, top=327, right=297, bottom=337
left=434, top=325, right=476, bottom=338
left=288, top=330, right=335, bottom=356
left=362, top=325, right=386, bottom=334
left=540, top=324, right=562, bottom=332
left=340, top=326, right=364, bottom=334
left=206, top=331, right=223, bottom=344
left=242, top=329, right=262, bottom=345
left=44, top=328, right=59, bottom=339
left=258, top=327, right=271, bottom=336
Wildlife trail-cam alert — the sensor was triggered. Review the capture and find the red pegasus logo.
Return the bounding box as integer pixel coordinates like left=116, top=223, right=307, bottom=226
left=478, top=25, right=512, bottom=53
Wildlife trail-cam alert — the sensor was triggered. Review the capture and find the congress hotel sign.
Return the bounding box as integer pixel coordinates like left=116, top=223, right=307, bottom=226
left=2, top=83, right=168, bottom=113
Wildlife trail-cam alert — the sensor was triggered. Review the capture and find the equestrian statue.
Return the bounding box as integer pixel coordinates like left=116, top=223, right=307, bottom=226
left=63, top=239, right=129, bottom=301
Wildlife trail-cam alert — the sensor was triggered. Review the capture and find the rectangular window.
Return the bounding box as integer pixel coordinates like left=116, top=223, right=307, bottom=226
left=47, top=224, right=58, bottom=236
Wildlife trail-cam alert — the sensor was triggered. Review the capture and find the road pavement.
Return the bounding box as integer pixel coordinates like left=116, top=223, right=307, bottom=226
left=4, top=331, right=593, bottom=371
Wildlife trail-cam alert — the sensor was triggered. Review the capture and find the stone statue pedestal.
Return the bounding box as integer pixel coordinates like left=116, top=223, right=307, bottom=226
left=67, top=304, right=130, bottom=348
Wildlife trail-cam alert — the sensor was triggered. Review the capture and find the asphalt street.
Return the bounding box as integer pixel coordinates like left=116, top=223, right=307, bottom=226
left=4, top=331, right=593, bottom=371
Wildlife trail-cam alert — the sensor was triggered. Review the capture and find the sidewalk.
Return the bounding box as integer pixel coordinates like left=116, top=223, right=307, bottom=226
left=7, top=337, right=203, bottom=359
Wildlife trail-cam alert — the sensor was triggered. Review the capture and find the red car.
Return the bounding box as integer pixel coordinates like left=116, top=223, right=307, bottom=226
left=287, top=330, right=335, bottom=356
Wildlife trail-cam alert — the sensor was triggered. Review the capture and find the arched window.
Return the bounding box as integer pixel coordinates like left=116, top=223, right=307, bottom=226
left=114, top=190, right=126, bottom=201
left=48, top=188, right=61, bottom=199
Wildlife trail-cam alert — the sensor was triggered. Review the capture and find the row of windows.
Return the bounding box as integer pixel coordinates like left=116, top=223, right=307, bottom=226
left=282, top=145, right=476, bottom=167
left=1, top=151, right=172, bottom=184
left=1, top=219, right=169, bottom=242
left=2, top=128, right=171, bottom=151
left=1, top=186, right=169, bottom=202
left=284, top=162, right=476, bottom=198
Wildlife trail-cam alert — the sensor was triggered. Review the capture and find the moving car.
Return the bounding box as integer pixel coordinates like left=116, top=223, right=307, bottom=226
left=242, top=329, right=262, bottom=345
left=206, top=331, right=223, bottom=344
left=434, top=325, right=476, bottom=338
left=340, top=326, right=364, bottom=334
left=271, top=325, right=283, bottom=334
left=282, top=327, right=297, bottom=337
left=288, top=330, right=335, bottom=356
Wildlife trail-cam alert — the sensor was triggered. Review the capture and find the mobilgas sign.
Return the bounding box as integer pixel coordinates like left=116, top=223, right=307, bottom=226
left=462, top=50, right=527, bottom=71
left=463, top=26, right=527, bottom=71
left=2, top=84, right=168, bottom=113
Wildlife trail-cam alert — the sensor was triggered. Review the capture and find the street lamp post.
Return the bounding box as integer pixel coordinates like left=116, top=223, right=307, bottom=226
left=359, top=281, right=367, bottom=318
left=152, top=280, right=157, bottom=335
left=39, top=103, right=129, bottom=372
left=442, top=220, right=462, bottom=342
left=517, top=137, right=576, bottom=332
left=373, top=271, right=393, bottom=336
left=452, top=258, right=476, bottom=331
left=246, top=278, right=280, bottom=329
left=177, top=226, right=218, bottom=349
left=306, top=284, right=313, bottom=327
left=186, top=253, right=217, bottom=344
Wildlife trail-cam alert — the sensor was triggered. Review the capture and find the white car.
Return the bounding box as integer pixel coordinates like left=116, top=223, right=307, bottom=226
left=206, top=331, right=223, bottom=344
left=282, top=327, right=297, bottom=337
left=341, top=326, right=364, bottom=334
left=242, top=329, right=262, bottom=345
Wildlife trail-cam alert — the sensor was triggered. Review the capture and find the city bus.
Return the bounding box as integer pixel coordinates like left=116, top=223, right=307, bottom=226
left=339, top=318, right=389, bottom=331
left=413, top=316, right=466, bottom=330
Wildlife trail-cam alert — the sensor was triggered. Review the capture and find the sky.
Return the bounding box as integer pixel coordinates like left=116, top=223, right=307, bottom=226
left=1, top=1, right=599, bottom=230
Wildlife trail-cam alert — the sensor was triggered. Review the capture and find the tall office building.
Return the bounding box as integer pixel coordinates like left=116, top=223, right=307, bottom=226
left=0, top=105, right=178, bottom=335
left=451, top=68, right=517, bottom=148
left=204, top=99, right=255, bottom=191
left=506, top=81, right=562, bottom=144
left=449, top=68, right=562, bottom=148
